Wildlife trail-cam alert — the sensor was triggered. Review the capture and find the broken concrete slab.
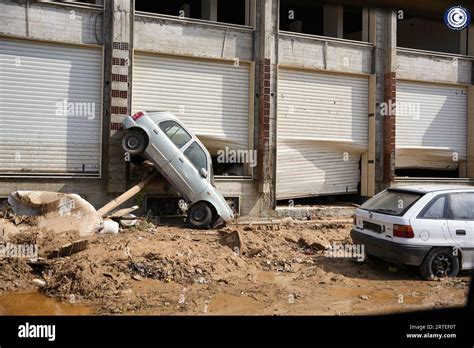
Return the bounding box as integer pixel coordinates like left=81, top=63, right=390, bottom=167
left=8, top=191, right=102, bottom=236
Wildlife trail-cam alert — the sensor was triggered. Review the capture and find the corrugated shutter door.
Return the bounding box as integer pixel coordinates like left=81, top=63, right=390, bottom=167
left=133, top=53, right=250, bottom=152
left=396, top=82, right=467, bottom=170
left=277, top=69, right=368, bottom=199
left=0, top=39, right=102, bottom=176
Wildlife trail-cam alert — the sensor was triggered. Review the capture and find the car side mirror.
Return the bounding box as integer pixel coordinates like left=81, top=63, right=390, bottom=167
left=199, top=168, right=208, bottom=178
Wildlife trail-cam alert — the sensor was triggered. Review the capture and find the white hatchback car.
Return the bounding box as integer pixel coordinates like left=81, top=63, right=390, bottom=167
left=351, top=185, right=474, bottom=279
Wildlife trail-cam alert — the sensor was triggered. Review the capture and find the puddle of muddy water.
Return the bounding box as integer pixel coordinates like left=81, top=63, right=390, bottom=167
left=0, top=292, right=93, bottom=315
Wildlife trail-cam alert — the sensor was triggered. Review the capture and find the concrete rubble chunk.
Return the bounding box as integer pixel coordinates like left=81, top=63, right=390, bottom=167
left=8, top=191, right=102, bottom=236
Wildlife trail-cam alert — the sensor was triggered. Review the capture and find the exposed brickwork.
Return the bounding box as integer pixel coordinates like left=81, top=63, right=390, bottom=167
left=258, top=58, right=271, bottom=183
left=111, top=90, right=128, bottom=98
left=383, top=71, right=396, bottom=184
left=110, top=123, right=123, bottom=130
left=112, top=42, right=129, bottom=50
left=111, top=106, right=128, bottom=115
left=111, top=73, right=128, bottom=82
left=112, top=57, right=128, bottom=66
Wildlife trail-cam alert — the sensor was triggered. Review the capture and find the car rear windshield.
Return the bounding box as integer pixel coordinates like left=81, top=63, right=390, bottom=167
left=360, top=189, right=423, bottom=216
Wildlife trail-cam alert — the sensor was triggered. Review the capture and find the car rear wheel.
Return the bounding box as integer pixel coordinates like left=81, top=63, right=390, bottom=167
left=122, top=130, right=147, bottom=155
left=419, top=247, right=460, bottom=280
left=187, top=202, right=213, bottom=229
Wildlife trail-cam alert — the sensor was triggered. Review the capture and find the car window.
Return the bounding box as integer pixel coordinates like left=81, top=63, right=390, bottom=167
left=159, top=121, right=192, bottom=148
left=419, top=195, right=446, bottom=219
left=448, top=193, right=474, bottom=220
left=184, top=141, right=207, bottom=172
left=359, top=189, right=423, bottom=216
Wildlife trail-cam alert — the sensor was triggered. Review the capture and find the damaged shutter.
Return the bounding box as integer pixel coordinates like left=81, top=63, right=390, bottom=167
left=396, top=81, right=467, bottom=170
left=277, top=69, right=368, bottom=199
left=132, top=53, right=250, bottom=153
left=0, top=38, right=102, bottom=176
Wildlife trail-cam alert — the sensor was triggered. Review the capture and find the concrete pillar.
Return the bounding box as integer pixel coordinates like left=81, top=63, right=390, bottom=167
left=468, top=24, right=474, bottom=56
left=362, top=8, right=369, bottom=42
left=201, top=0, right=217, bottom=21
left=106, top=0, right=133, bottom=193
left=467, top=86, right=474, bottom=178
left=382, top=10, right=397, bottom=186
left=256, top=0, right=278, bottom=213
left=245, top=0, right=256, bottom=27
left=323, top=4, right=343, bottom=38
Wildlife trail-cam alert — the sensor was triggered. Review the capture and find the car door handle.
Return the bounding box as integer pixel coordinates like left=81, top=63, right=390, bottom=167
left=178, top=157, right=184, bottom=163
left=456, top=229, right=466, bottom=236
left=153, top=129, right=158, bottom=134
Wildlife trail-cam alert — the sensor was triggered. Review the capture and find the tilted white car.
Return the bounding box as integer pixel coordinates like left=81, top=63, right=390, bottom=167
left=351, top=185, right=474, bottom=279
left=121, top=110, right=234, bottom=228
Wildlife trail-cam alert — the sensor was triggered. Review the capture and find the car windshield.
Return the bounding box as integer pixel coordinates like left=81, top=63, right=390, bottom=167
left=360, top=189, right=423, bottom=216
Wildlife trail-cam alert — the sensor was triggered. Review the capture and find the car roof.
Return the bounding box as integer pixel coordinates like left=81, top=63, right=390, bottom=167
left=390, top=184, right=474, bottom=194
left=145, top=110, right=179, bottom=122
left=143, top=110, right=211, bottom=157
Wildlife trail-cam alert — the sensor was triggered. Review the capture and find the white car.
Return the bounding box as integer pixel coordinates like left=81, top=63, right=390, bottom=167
left=121, top=111, right=234, bottom=228
left=351, top=185, right=474, bottom=279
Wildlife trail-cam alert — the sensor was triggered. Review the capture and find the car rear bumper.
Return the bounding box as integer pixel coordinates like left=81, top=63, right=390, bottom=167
left=350, top=229, right=431, bottom=266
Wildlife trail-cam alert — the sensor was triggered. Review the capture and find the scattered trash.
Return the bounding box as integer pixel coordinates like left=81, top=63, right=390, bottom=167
left=100, top=219, right=120, bottom=235
left=8, top=191, right=102, bottom=236
left=359, top=295, right=369, bottom=301
left=47, top=239, right=89, bottom=259
left=119, top=214, right=138, bottom=228
left=32, top=278, right=46, bottom=287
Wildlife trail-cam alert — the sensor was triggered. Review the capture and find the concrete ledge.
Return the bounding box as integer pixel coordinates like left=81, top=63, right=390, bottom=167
left=274, top=205, right=356, bottom=220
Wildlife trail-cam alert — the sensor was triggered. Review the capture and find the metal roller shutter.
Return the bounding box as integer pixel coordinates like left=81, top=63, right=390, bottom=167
left=132, top=53, right=250, bottom=153
left=396, top=81, right=467, bottom=170
left=277, top=69, right=369, bottom=199
left=0, top=38, right=102, bottom=176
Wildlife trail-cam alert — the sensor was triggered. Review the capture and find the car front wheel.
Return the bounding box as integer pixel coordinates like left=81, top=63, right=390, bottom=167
left=420, top=247, right=460, bottom=280
left=187, top=202, right=213, bottom=229
left=122, top=130, right=147, bottom=155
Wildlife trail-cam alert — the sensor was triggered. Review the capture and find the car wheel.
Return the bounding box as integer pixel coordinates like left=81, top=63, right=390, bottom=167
left=419, top=247, right=460, bottom=280
left=187, top=202, right=213, bottom=229
left=122, top=130, right=147, bottom=155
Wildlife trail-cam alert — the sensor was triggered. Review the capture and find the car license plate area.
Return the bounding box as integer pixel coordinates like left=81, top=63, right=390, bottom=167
left=363, top=221, right=383, bottom=234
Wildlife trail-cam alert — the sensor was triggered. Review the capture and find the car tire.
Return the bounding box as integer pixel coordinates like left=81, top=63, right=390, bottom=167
left=187, top=202, right=213, bottom=229
left=419, top=247, right=460, bottom=280
left=122, top=130, right=147, bottom=155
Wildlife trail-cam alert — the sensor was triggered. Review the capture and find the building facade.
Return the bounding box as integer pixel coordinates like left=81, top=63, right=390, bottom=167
left=1, top=0, right=473, bottom=218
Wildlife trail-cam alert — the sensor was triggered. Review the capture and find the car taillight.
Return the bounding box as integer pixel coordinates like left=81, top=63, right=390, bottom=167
left=353, top=214, right=357, bottom=225
left=132, top=111, right=144, bottom=121
left=393, top=224, right=414, bottom=238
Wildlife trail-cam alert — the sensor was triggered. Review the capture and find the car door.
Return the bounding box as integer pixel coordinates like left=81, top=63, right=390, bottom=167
left=168, top=141, right=209, bottom=202
left=149, top=120, right=192, bottom=168
left=446, top=192, right=474, bottom=269
left=412, top=194, right=450, bottom=246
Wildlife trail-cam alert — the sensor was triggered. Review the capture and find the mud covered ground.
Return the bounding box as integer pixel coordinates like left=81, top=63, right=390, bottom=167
left=0, top=220, right=471, bottom=315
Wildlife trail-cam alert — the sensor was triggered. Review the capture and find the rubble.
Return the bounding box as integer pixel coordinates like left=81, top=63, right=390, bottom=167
left=7, top=191, right=102, bottom=236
